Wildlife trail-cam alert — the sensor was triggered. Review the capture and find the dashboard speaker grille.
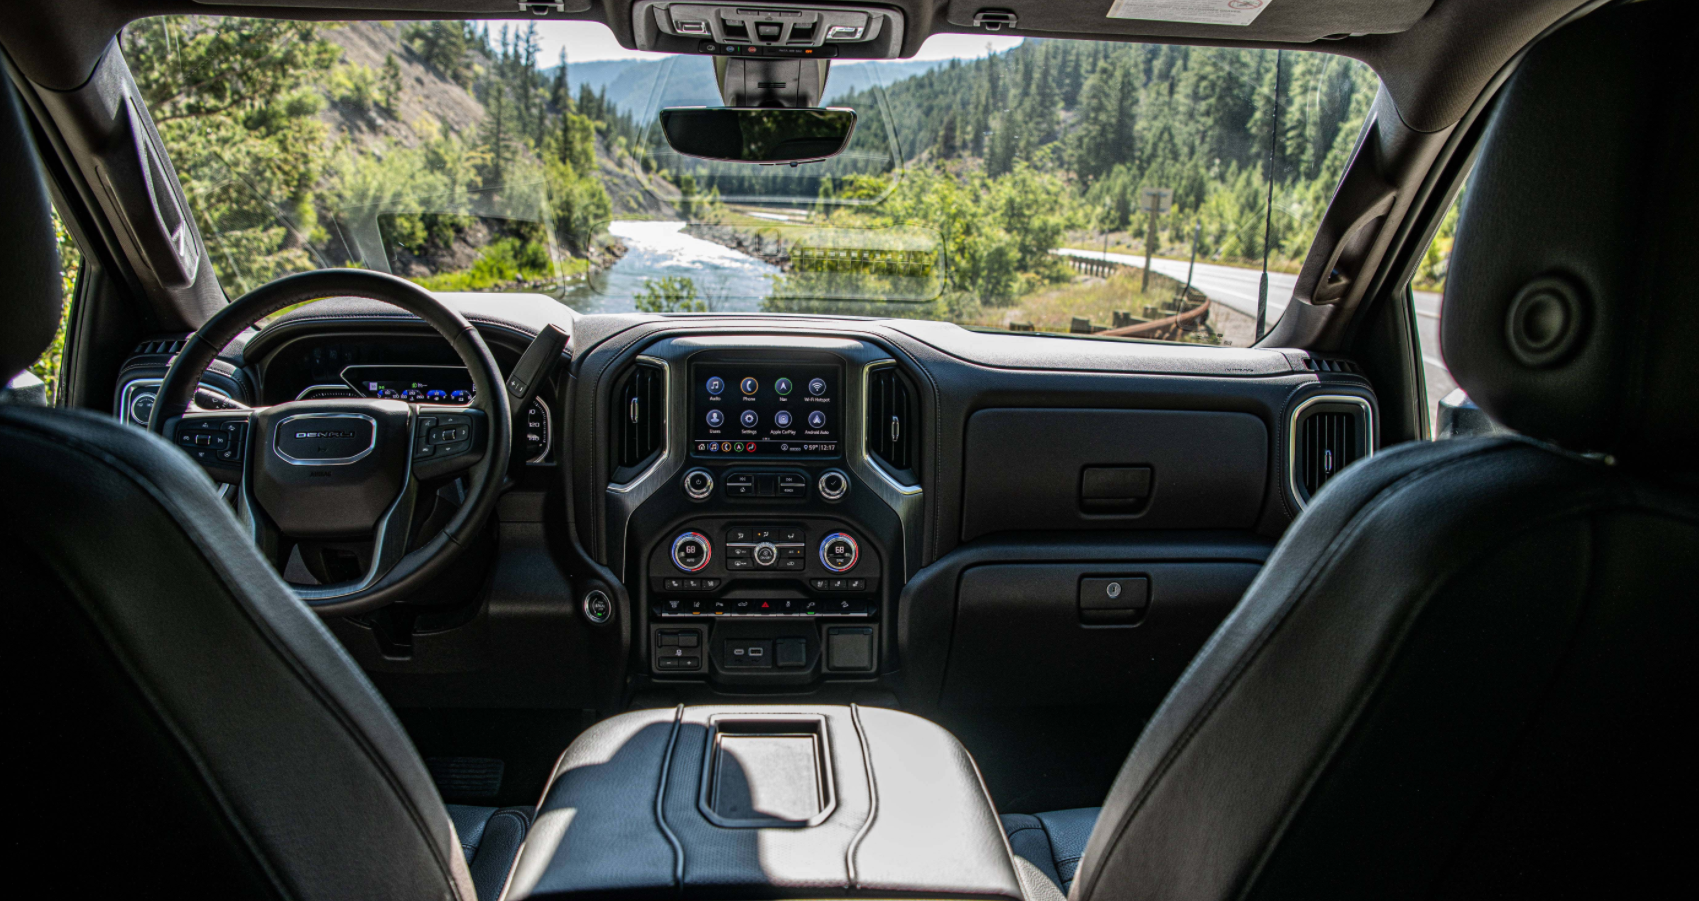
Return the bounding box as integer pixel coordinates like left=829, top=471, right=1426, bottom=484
left=867, top=365, right=917, bottom=482
left=1294, top=402, right=1367, bottom=503
left=614, top=362, right=665, bottom=474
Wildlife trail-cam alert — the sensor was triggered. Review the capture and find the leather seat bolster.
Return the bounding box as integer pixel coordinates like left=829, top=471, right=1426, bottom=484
left=1, top=405, right=479, bottom=901
left=448, top=805, right=533, bottom=901
left=1070, top=435, right=1699, bottom=901
left=1003, top=808, right=1100, bottom=895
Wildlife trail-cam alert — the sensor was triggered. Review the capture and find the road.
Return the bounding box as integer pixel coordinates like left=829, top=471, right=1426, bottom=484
left=1058, top=247, right=1456, bottom=427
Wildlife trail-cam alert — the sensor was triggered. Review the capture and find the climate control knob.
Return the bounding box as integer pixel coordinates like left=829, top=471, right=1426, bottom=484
left=819, top=532, right=859, bottom=573
left=753, top=542, right=779, bottom=567
left=671, top=532, right=712, bottom=572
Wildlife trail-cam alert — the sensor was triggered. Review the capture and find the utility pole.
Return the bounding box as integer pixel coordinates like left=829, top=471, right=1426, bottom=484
left=1141, top=207, right=1156, bottom=293
left=1138, top=187, right=1172, bottom=293
left=1183, top=218, right=1200, bottom=298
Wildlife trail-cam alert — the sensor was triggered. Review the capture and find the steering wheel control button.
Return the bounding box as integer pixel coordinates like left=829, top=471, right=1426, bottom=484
left=583, top=589, right=613, bottom=624
left=817, top=469, right=849, bottom=502
left=413, top=413, right=475, bottom=462
left=820, top=532, right=859, bottom=572
left=682, top=468, right=715, bottom=501
left=671, top=532, right=712, bottom=572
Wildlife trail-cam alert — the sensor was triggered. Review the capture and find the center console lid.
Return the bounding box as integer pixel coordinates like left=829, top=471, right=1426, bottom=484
left=504, top=705, right=1024, bottom=901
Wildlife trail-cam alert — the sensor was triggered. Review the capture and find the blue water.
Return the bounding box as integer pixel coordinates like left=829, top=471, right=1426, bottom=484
left=559, top=221, right=777, bottom=314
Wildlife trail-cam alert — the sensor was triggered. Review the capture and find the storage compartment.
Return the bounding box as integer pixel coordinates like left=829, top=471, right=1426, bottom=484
left=507, top=705, right=1023, bottom=901
left=701, top=715, right=835, bottom=827
left=941, top=562, right=1260, bottom=709
left=960, top=409, right=1269, bottom=540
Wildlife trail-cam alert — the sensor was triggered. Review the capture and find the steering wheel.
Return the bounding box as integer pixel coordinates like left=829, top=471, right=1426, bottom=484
left=148, top=269, right=512, bottom=616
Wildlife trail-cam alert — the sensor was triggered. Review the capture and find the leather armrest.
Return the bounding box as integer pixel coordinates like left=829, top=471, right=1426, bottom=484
left=504, top=705, right=1024, bottom=901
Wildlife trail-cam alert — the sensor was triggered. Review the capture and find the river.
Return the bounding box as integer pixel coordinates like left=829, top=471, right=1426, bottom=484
left=558, top=220, right=778, bottom=314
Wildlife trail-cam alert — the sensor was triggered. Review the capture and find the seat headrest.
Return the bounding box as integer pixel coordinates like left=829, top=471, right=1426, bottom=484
left=1442, top=0, right=1699, bottom=470
left=0, top=76, right=63, bottom=386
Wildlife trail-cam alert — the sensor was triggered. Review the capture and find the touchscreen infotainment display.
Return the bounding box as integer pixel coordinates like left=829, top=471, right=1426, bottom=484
left=691, top=363, right=840, bottom=457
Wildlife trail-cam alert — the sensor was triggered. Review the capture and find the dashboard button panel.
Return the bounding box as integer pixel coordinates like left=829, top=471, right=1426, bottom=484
left=649, top=521, right=877, bottom=619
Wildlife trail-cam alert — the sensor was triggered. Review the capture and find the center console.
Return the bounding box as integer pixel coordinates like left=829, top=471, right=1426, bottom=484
left=603, top=337, right=923, bottom=694
left=502, top=705, right=1024, bottom=901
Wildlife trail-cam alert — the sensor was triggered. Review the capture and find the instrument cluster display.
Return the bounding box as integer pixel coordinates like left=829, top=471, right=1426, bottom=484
left=339, top=365, right=553, bottom=464
left=691, top=363, right=840, bottom=457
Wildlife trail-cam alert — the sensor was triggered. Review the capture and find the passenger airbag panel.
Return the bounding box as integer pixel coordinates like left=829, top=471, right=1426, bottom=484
left=961, top=409, right=1269, bottom=540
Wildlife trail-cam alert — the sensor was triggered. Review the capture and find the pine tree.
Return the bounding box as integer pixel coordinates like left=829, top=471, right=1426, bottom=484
left=935, top=113, right=958, bottom=160
left=379, top=52, right=402, bottom=117
left=552, top=48, right=570, bottom=112
left=481, top=83, right=513, bottom=187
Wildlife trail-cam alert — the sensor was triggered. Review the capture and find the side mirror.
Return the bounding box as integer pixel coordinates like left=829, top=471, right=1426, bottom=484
left=659, top=107, right=857, bottom=164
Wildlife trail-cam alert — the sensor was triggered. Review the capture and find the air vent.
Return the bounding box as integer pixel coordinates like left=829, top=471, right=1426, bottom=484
left=866, top=364, right=917, bottom=483
left=133, top=338, right=187, bottom=357
left=612, top=361, right=666, bottom=480
left=1290, top=396, right=1374, bottom=506
left=1300, top=355, right=1363, bottom=375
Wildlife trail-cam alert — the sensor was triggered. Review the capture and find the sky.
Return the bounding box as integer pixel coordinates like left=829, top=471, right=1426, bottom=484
left=531, top=21, right=1022, bottom=65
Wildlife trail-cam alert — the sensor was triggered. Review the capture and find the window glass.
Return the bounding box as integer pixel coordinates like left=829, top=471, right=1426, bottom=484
left=123, top=18, right=1379, bottom=345
left=20, top=211, right=83, bottom=404
left=1411, top=183, right=1464, bottom=434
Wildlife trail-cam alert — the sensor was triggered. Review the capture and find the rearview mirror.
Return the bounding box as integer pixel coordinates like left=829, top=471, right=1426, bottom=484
left=658, top=107, right=857, bottom=164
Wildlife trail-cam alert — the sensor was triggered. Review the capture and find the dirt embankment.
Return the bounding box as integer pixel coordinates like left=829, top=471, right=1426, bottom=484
left=684, top=224, right=792, bottom=269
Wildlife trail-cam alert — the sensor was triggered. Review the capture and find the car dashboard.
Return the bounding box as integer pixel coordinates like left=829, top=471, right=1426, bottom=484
left=108, top=292, right=1378, bottom=808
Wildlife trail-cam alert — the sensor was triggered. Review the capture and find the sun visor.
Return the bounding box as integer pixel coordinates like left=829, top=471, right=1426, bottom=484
left=190, top=1, right=594, bottom=12
left=945, top=0, right=1433, bottom=43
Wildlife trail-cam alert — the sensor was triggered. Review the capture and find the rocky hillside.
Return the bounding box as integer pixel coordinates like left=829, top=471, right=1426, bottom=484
left=319, top=21, right=677, bottom=220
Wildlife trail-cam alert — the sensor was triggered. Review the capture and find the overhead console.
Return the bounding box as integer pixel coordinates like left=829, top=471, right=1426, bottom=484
left=631, top=1, right=907, bottom=59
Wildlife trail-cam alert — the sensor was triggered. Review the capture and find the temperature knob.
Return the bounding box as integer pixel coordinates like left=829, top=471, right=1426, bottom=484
left=671, top=532, right=712, bottom=572
left=819, top=532, right=859, bottom=573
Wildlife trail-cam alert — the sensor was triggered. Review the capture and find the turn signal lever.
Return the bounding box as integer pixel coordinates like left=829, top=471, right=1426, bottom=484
left=506, top=323, right=569, bottom=429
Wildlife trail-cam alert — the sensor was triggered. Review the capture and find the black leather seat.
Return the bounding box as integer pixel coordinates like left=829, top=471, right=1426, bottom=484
left=0, top=79, right=523, bottom=900
left=1009, top=3, right=1697, bottom=898
left=1001, top=809, right=1098, bottom=896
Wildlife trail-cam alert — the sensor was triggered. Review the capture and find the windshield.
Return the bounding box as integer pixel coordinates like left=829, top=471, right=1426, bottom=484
left=124, top=18, right=1378, bottom=345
